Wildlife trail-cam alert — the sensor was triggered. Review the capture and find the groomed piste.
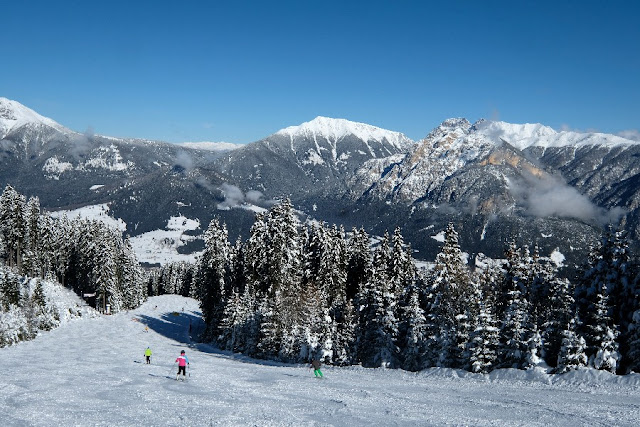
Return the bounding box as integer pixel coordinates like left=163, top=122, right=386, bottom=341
left=1, top=294, right=639, bottom=426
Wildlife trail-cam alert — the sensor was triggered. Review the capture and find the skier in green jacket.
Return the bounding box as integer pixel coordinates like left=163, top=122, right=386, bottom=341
left=310, top=358, right=323, bottom=378
left=144, top=347, right=152, bottom=364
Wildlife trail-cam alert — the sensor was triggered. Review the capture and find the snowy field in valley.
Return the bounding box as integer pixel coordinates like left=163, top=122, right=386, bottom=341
left=1, top=295, right=639, bottom=426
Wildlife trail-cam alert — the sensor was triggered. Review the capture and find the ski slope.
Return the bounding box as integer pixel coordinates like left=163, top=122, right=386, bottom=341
left=1, top=295, right=639, bottom=426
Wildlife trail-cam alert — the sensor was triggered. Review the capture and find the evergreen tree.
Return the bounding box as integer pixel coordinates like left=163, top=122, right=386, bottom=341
left=555, top=318, right=587, bottom=374
left=358, top=266, right=398, bottom=368
left=542, top=277, right=574, bottom=367
left=626, top=308, right=640, bottom=373
left=21, top=196, right=42, bottom=277
left=0, top=185, right=26, bottom=268
left=468, top=302, right=499, bottom=373
left=401, top=286, right=427, bottom=371
left=196, top=218, right=230, bottom=341
left=424, top=223, right=473, bottom=368
left=497, top=274, right=530, bottom=369
left=346, top=227, right=373, bottom=302
left=589, top=283, right=620, bottom=373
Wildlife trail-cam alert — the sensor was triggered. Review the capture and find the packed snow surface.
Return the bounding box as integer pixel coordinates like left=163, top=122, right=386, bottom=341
left=1, top=294, right=639, bottom=426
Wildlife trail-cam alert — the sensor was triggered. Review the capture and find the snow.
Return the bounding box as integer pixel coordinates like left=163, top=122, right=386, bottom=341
left=0, top=97, right=68, bottom=138
left=1, top=294, right=639, bottom=426
left=550, top=248, right=566, bottom=267
left=177, top=141, right=241, bottom=151
left=303, top=149, right=325, bottom=165
left=42, top=157, right=74, bottom=180
left=276, top=116, right=413, bottom=150
left=431, top=231, right=446, bottom=242
left=50, top=203, right=127, bottom=232
left=129, top=215, right=203, bottom=265
left=80, top=144, right=133, bottom=171
left=36, top=278, right=97, bottom=323
left=476, top=120, right=639, bottom=150
left=48, top=206, right=201, bottom=266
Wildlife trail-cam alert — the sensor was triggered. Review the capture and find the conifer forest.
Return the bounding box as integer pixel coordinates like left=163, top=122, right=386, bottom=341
left=2, top=185, right=640, bottom=375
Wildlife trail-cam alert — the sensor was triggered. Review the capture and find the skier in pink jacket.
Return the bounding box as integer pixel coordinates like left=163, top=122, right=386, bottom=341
left=175, top=350, right=189, bottom=380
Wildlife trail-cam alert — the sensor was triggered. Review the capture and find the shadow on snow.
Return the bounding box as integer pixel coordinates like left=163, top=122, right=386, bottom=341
left=136, top=309, right=306, bottom=369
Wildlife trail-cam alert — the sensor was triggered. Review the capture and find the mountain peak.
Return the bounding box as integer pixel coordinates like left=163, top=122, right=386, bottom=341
left=473, top=120, right=637, bottom=150
left=0, top=97, right=66, bottom=138
left=275, top=116, right=413, bottom=149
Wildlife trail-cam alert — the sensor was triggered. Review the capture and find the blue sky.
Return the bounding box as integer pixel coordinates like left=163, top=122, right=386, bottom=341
left=2, top=0, right=638, bottom=143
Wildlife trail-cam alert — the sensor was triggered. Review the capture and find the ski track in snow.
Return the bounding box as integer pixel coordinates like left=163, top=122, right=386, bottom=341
left=1, top=294, right=639, bottom=426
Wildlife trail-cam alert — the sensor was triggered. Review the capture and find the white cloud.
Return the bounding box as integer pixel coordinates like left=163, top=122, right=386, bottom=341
left=174, top=150, right=194, bottom=172
left=617, top=129, right=640, bottom=141
left=217, top=183, right=245, bottom=209
left=509, top=172, right=625, bottom=225
left=216, top=183, right=274, bottom=210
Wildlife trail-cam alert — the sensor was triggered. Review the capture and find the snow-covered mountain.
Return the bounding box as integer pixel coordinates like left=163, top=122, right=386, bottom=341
left=214, top=116, right=414, bottom=207
left=343, top=117, right=640, bottom=271
left=356, top=118, right=640, bottom=204
left=176, top=141, right=241, bottom=151
left=275, top=116, right=413, bottom=153
left=0, top=97, right=69, bottom=139
left=2, top=96, right=640, bottom=270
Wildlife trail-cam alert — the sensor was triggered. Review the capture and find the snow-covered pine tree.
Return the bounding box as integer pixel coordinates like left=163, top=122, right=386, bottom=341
left=50, top=215, right=72, bottom=288
left=218, top=286, right=251, bottom=353
left=528, top=245, right=557, bottom=333
left=425, top=223, right=473, bottom=368
left=400, top=286, right=427, bottom=371
left=1, top=268, right=21, bottom=310
left=242, top=199, right=303, bottom=361
left=301, top=223, right=323, bottom=289
left=35, top=213, right=56, bottom=280
left=626, top=308, right=640, bottom=373
left=117, top=237, right=145, bottom=310
left=497, top=271, right=530, bottom=369
left=555, top=318, right=587, bottom=374
left=358, top=265, right=399, bottom=368
left=390, top=227, right=416, bottom=298
left=317, top=225, right=351, bottom=364
left=497, top=243, right=539, bottom=369
left=589, top=282, right=621, bottom=373
left=575, top=228, right=631, bottom=372
left=93, top=225, right=121, bottom=313
left=467, top=301, right=500, bottom=374
left=346, top=227, right=373, bottom=303
left=225, top=237, right=246, bottom=299
left=332, top=300, right=356, bottom=366
left=196, top=218, right=230, bottom=341
left=256, top=294, right=280, bottom=359
left=0, top=185, right=26, bottom=269
left=21, top=196, right=41, bottom=277
left=542, top=277, right=574, bottom=367
left=347, top=227, right=373, bottom=360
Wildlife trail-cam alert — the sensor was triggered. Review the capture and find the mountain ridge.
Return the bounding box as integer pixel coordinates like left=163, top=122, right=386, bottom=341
left=2, top=96, right=639, bottom=272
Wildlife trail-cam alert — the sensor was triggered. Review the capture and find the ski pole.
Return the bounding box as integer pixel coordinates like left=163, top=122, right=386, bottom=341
left=168, top=362, right=177, bottom=376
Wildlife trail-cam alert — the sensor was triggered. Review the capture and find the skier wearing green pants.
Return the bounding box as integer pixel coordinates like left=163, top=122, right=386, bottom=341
left=310, top=358, right=323, bottom=378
